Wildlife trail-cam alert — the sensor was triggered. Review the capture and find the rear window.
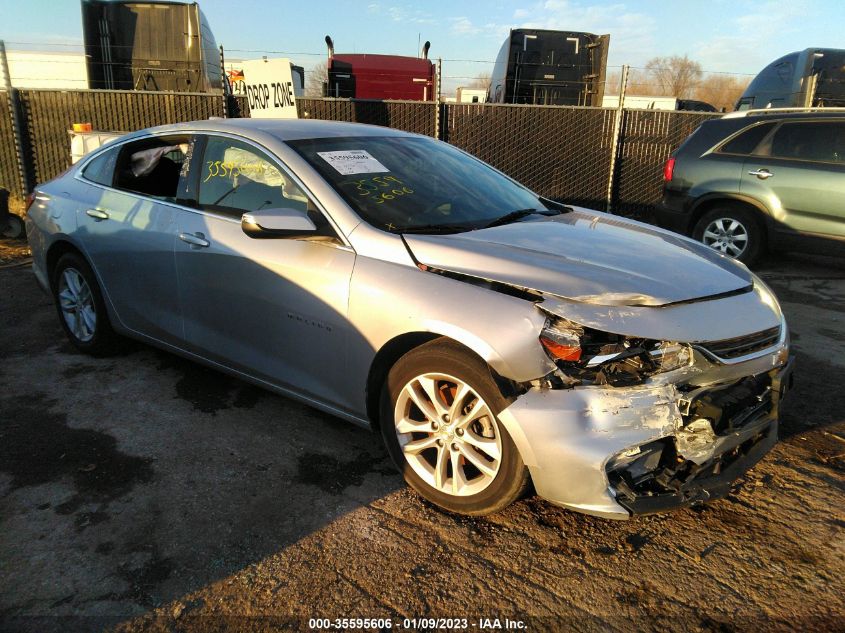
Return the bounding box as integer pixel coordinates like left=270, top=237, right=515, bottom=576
left=82, top=148, right=118, bottom=186
left=719, top=122, right=775, bottom=155
left=113, top=136, right=192, bottom=201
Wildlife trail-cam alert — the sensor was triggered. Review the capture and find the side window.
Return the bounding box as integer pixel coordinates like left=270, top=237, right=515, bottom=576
left=198, top=136, right=309, bottom=218
left=82, top=147, right=118, bottom=186
left=770, top=122, right=845, bottom=163
left=113, top=136, right=192, bottom=201
left=719, top=122, right=776, bottom=155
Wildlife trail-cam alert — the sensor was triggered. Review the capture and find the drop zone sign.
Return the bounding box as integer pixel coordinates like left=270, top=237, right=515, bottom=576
left=241, top=58, right=298, bottom=119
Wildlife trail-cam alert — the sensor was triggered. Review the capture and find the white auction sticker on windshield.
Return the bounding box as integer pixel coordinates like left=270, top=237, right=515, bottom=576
left=317, top=150, right=389, bottom=175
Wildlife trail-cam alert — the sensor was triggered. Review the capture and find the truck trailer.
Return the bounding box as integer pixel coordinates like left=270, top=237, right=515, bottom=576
left=81, top=0, right=222, bottom=92
left=488, top=28, right=609, bottom=106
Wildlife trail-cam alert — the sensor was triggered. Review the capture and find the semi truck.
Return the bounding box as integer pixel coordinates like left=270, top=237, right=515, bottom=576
left=81, top=0, right=223, bottom=92
left=323, top=36, right=435, bottom=100
left=488, top=28, right=610, bottom=106
left=736, top=48, right=845, bottom=110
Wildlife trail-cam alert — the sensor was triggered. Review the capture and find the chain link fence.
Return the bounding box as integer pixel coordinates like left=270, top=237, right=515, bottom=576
left=0, top=91, right=22, bottom=199
left=231, top=96, right=438, bottom=137
left=18, top=89, right=225, bottom=188
left=0, top=91, right=717, bottom=221
left=297, top=98, right=438, bottom=137
left=443, top=103, right=617, bottom=211
left=614, top=109, right=718, bottom=218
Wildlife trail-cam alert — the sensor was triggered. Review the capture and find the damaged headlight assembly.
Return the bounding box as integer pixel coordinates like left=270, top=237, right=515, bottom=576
left=539, top=318, right=692, bottom=387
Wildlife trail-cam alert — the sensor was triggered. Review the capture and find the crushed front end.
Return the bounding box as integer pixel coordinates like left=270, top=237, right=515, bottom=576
left=606, top=363, right=792, bottom=514
left=497, top=281, right=794, bottom=519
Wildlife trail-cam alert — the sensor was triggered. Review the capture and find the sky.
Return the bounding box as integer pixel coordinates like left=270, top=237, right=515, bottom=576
left=2, top=0, right=844, bottom=93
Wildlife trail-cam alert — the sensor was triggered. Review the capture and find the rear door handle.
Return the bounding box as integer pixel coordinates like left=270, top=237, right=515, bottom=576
left=748, top=169, right=774, bottom=179
left=86, top=208, right=109, bottom=221
left=179, top=232, right=210, bottom=248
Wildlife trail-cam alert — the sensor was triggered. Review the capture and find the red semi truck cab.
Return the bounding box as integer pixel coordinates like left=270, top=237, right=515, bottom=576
left=323, top=36, right=435, bottom=101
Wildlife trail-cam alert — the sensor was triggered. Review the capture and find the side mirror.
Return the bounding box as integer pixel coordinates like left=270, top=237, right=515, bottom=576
left=241, top=207, right=317, bottom=239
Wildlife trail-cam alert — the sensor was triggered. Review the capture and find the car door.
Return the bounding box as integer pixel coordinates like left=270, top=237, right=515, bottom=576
left=172, top=133, right=358, bottom=411
left=75, top=134, right=193, bottom=345
left=741, top=119, right=845, bottom=238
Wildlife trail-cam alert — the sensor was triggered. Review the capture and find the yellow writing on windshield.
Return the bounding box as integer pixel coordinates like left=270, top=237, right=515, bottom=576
left=351, top=175, right=414, bottom=204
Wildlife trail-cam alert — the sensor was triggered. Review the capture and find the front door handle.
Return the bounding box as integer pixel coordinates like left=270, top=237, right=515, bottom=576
left=86, top=208, right=109, bottom=221
left=179, top=232, right=210, bottom=248
left=748, top=169, right=774, bottom=179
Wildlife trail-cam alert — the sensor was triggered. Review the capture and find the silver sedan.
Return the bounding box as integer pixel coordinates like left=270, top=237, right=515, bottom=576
left=25, top=119, right=793, bottom=518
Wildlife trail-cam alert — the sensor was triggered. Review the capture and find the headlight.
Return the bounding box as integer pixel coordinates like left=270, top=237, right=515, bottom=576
left=539, top=318, right=692, bottom=387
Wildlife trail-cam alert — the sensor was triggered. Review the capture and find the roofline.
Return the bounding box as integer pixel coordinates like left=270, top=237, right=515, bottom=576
left=117, top=117, right=420, bottom=143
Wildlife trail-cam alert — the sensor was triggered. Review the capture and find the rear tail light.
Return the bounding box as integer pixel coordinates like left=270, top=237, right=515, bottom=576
left=25, top=191, right=36, bottom=213
left=663, top=157, right=676, bottom=182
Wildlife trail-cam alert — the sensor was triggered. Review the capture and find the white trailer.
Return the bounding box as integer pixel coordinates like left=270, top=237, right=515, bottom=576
left=602, top=94, right=678, bottom=110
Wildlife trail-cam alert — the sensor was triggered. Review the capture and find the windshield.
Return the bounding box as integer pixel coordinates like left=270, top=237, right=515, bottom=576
left=287, top=136, right=554, bottom=233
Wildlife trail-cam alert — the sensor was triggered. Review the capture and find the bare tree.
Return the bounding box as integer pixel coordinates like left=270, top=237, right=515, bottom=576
left=644, top=55, right=703, bottom=98
left=693, top=74, right=750, bottom=111
left=305, top=62, right=328, bottom=97
left=467, top=72, right=491, bottom=92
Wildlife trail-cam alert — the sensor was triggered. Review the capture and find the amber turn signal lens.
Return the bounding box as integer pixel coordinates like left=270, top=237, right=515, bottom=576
left=540, top=336, right=582, bottom=361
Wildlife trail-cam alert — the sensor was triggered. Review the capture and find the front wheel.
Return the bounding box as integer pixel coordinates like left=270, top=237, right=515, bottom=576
left=692, top=205, right=765, bottom=266
left=380, top=339, right=530, bottom=515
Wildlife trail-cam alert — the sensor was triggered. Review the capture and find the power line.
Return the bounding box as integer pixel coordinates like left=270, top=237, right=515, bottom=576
left=2, top=40, right=760, bottom=76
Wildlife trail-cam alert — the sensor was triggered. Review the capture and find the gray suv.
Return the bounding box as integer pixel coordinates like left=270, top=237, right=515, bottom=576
left=657, top=109, right=845, bottom=265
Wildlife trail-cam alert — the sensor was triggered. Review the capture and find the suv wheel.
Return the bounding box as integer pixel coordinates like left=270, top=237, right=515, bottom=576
left=693, top=205, right=764, bottom=265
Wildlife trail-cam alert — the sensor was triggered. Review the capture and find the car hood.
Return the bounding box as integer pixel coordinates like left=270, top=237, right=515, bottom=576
left=403, top=209, right=753, bottom=307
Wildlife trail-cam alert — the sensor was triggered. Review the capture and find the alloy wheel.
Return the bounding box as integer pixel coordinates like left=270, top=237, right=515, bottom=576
left=701, top=217, right=749, bottom=258
left=394, top=372, right=502, bottom=497
left=58, top=267, right=97, bottom=343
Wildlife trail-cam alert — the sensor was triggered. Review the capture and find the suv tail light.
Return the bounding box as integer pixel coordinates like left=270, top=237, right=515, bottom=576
left=25, top=191, right=36, bottom=213
left=663, top=157, right=676, bottom=182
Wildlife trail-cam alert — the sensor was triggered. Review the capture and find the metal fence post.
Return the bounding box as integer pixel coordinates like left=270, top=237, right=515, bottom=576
left=605, top=64, right=629, bottom=213
left=219, top=45, right=230, bottom=118
left=434, top=57, right=442, bottom=139
left=0, top=40, right=30, bottom=196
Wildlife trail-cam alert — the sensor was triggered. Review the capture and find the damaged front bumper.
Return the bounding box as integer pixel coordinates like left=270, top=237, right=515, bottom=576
left=497, top=351, right=794, bottom=520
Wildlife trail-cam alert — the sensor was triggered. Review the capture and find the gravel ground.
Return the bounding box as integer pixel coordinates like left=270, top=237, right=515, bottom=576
left=0, top=244, right=843, bottom=633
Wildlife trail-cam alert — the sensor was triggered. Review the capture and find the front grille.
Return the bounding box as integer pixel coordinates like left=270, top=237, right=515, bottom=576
left=700, top=326, right=781, bottom=359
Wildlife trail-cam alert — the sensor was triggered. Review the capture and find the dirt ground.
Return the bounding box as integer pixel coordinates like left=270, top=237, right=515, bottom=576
left=0, top=237, right=843, bottom=632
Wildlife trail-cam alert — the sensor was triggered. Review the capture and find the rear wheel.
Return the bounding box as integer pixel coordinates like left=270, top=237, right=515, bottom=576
left=693, top=204, right=764, bottom=265
left=380, top=339, right=530, bottom=515
left=52, top=252, right=120, bottom=356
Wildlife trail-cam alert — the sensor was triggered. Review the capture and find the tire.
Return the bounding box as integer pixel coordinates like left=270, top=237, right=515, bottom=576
left=692, top=204, right=765, bottom=266
left=1, top=214, right=23, bottom=239
left=51, top=252, right=120, bottom=356
left=380, top=339, right=530, bottom=515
